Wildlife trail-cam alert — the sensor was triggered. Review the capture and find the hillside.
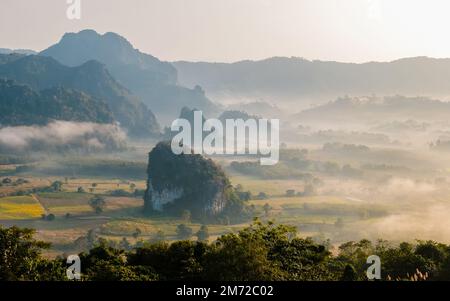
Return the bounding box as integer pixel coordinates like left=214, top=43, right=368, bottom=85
left=40, top=30, right=219, bottom=124
left=0, top=53, right=26, bottom=65
left=0, top=54, right=160, bottom=137
left=0, top=79, right=114, bottom=126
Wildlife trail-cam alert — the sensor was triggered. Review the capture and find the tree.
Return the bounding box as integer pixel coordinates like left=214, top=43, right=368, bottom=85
left=335, top=218, right=344, bottom=229
left=2, top=178, right=12, bottom=184
left=86, top=229, right=98, bottom=249
left=256, top=192, right=268, bottom=200
left=341, top=264, right=358, bottom=281
left=50, top=181, right=63, bottom=192
left=196, top=225, right=210, bottom=242
left=235, top=185, right=252, bottom=201
left=377, top=242, right=432, bottom=280
left=263, top=203, right=272, bottom=217
left=181, top=210, right=191, bottom=222
left=80, top=243, right=157, bottom=281
left=132, top=228, right=142, bottom=239
left=0, top=226, right=50, bottom=280
left=151, top=230, right=166, bottom=243
left=302, top=184, right=316, bottom=196
left=89, top=195, right=106, bottom=214
left=77, top=186, right=85, bottom=193
left=119, top=238, right=131, bottom=251
left=202, top=221, right=289, bottom=281
left=176, top=224, right=193, bottom=240
left=286, top=190, right=296, bottom=197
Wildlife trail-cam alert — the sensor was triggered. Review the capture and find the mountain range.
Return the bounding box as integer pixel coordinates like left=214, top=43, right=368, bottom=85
left=294, top=95, right=450, bottom=125
left=174, top=56, right=450, bottom=106
left=5, top=29, right=450, bottom=141
left=41, top=30, right=219, bottom=124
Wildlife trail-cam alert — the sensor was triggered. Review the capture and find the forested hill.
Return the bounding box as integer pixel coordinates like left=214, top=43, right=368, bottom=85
left=0, top=54, right=160, bottom=137
left=0, top=79, right=114, bottom=126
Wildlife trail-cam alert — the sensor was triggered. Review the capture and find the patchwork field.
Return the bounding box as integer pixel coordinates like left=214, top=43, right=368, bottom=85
left=0, top=195, right=45, bottom=219
left=0, top=169, right=394, bottom=257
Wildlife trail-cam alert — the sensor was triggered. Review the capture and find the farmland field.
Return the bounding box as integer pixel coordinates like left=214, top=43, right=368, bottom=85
left=0, top=195, right=45, bottom=219
left=229, top=174, right=307, bottom=196
left=0, top=154, right=437, bottom=257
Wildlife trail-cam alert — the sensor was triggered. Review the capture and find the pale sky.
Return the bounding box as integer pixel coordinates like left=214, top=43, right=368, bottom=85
left=2, top=0, right=450, bottom=63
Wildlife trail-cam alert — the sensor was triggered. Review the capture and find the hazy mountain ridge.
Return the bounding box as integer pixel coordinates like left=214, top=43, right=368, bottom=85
left=0, top=48, right=37, bottom=55
left=40, top=30, right=219, bottom=124
left=173, top=56, right=450, bottom=104
left=0, top=54, right=160, bottom=137
left=0, top=53, right=27, bottom=65
left=295, top=95, right=450, bottom=124
left=41, top=30, right=177, bottom=86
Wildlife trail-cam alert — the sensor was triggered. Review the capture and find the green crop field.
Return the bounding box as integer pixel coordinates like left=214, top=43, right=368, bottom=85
left=37, top=192, right=143, bottom=217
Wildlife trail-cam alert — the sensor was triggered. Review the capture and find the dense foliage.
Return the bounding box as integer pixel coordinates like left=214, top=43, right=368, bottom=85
left=0, top=79, right=114, bottom=126
left=3, top=221, right=450, bottom=281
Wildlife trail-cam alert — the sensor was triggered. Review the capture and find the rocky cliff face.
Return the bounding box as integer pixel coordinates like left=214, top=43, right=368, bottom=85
left=143, top=141, right=231, bottom=219
left=144, top=182, right=184, bottom=212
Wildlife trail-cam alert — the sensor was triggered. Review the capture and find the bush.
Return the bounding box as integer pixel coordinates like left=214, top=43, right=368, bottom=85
left=256, top=192, right=268, bottom=200
left=109, top=189, right=132, bottom=197
left=196, top=225, right=210, bottom=242
left=286, top=190, right=296, bottom=197
left=176, top=224, right=193, bottom=240
left=89, top=195, right=106, bottom=214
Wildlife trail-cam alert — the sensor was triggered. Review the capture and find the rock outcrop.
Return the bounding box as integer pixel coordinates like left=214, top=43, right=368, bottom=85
left=143, top=142, right=232, bottom=219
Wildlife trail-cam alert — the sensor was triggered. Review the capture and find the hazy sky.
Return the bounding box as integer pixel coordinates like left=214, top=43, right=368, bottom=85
left=2, top=0, right=450, bottom=63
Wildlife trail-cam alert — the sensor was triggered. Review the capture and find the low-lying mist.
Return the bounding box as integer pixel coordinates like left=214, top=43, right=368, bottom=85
left=0, top=120, right=127, bottom=154
left=318, top=174, right=450, bottom=244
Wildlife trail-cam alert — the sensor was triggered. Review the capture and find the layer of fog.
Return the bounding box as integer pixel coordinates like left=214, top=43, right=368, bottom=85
left=0, top=121, right=127, bottom=154
left=317, top=174, right=450, bottom=244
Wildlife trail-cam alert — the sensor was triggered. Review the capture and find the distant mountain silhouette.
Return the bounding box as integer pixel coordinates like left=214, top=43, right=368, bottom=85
left=294, top=95, right=450, bottom=124
left=0, top=53, right=25, bottom=65
left=41, top=29, right=219, bottom=124
left=0, top=48, right=37, bottom=55
left=0, top=54, right=160, bottom=136
left=173, top=57, right=450, bottom=104
left=0, top=79, right=114, bottom=126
